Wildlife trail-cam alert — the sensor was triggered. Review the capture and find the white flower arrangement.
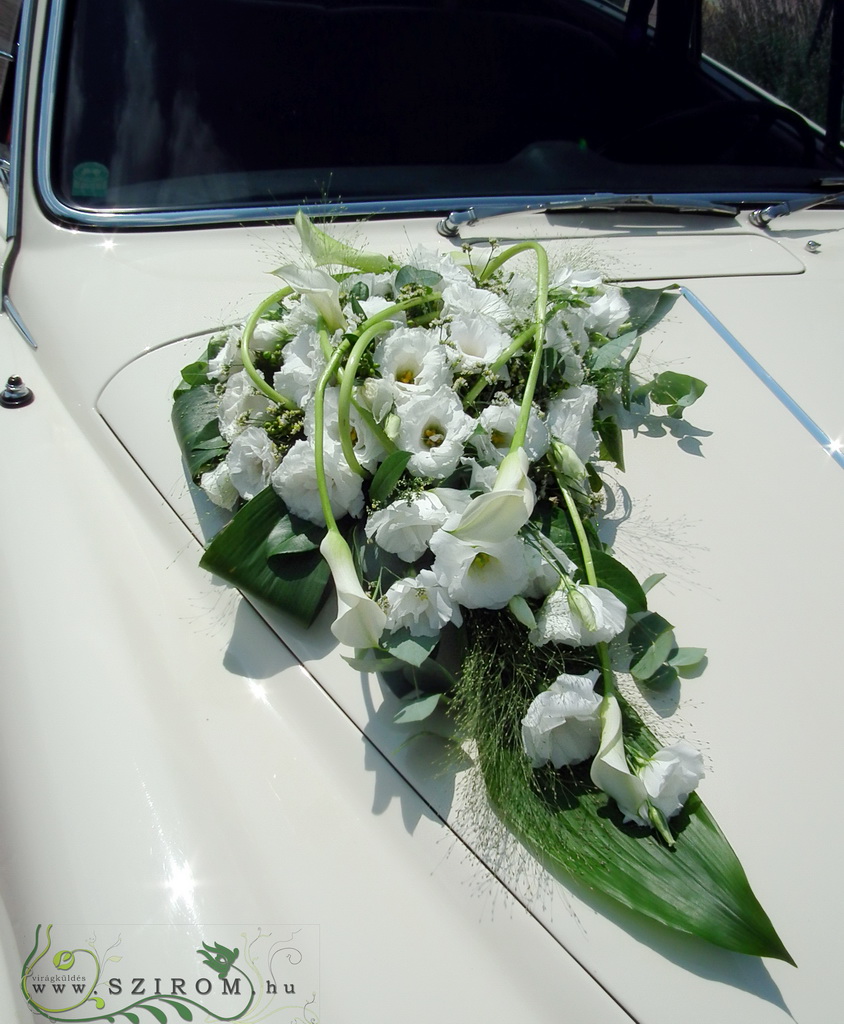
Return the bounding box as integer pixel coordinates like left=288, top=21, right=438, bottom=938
left=173, top=212, right=790, bottom=963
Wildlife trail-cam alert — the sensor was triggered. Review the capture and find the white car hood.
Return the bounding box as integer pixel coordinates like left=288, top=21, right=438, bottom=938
left=5, top=209, right=844, bottom=1023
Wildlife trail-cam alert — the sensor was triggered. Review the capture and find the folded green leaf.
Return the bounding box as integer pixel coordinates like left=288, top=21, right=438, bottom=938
left=172, top=385, right=228, bottom=478
left=200, top=488, right=330, bottom=625
left=621, top=285, right=680, bottom=334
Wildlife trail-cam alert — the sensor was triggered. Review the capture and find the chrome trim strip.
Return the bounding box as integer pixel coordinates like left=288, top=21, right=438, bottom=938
left=32, top=187, right=835, bottom=232
left=5, top=0, right=37, bottom=243
left=3, top=295, right=37, bottom=348
left=682, top=287, right=844, bottom=471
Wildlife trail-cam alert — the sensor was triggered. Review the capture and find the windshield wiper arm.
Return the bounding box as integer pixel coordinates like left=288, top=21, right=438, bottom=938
left=437, top=193, right=740, bottom=237
left=748, top=189, right=844, bottom=227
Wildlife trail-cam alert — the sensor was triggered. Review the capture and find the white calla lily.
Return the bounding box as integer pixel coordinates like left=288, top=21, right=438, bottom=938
left=450, top=449, right=535, bottom=544
left=272, top=265, right=347, bottom=332
left=590, top=694, right=704, bottom=838
left=590, top=694, right=650, bottom=825
left=319, top=530, right=386, bottom=649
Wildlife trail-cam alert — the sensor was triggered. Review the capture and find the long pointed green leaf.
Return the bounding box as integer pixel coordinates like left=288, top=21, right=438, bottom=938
left=458, top=611, right=792, bottom=963
left=200, top=488, right=330, bottom=625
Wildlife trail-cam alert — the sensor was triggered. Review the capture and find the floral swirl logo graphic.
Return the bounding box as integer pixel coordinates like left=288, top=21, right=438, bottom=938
left=21, top=924, right=319, bottom=1024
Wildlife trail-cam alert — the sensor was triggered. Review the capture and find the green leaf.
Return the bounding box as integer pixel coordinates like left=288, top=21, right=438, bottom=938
left=369, top=450, right=412, bottom=506
left=381, top=629, right=438, bottom=667
left=588, top=333, right=635, bottom=372
left=266, top=514, right=323, bottom=557
left=200, top=488, right=330, bottom=625
left=629, top=612, right=676, bottom=681
left=668, top=647, right=707, bottom=669
left=140, top=1007, right=167, bottom=1024
left=595, top=416, right=625, bottom=470
left=394, top=692, right=442, bottom=724
left=122, top=1014, right=140, bottom=1024
left=647, top=371, right=708, bottom=418
left=179, top=359, right=212, bottom=388
left=395, top=265, right=442, bottom=290
left=462, top=613, right=792, bottom=962
left=592, top=550, right=647, bottom=614
left=641, top=572, right=666, bottom=593
left=160, top=1000, right=193, bottom=1021
left=620, top=285, right=680, bottom=334
left=172, top=386, right=228, bottom=478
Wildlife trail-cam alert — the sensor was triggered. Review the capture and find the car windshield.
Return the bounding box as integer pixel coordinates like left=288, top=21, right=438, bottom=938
left=44, top=0, right=844, bottom=222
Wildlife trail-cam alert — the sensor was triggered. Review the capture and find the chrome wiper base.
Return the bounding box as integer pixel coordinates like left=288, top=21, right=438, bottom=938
left=436, top=193, right=740, bottom=237
left=748, top=189, right=844, bottom=227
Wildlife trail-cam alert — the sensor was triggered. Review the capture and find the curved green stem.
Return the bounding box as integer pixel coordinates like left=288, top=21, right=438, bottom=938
left=336, top=320, right=394, bottom=476
left=473, top=241, right=550, bottom=452
left=239, top=287, right=298, bottom=409
left=314, top=340, right=352, bottom=531
left=464, top=323, right=537, bottom=405
left=357, top=291, right=442, bottom=332
left=560, top=484, right=616, bottom=698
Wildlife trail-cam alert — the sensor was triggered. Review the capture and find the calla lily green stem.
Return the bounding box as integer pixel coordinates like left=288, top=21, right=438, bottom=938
left=476, top=241, right=549, bottom=453
left=313, top=340, right=351, bottom=532
left=239, top=287, right=297, bottom=408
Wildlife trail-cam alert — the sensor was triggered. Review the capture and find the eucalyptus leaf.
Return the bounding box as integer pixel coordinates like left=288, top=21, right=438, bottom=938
left=394, top=692, right=442, bottom=724
left=629, top=612, right=676, bottom=681
left=641, top=572, right=667, bottom=593
left=648, top=371, right=708, bottom=418
left=668, top=647, right=707, bottom=668
left=200, top=488, right=330, bottom=625
left=395, top=265, right=442, bottom=290
left=588, top=333, right=636, bottom=372
left=381, top=628, right=438, bottom=667
left=621, top=285, right=680, bottom=334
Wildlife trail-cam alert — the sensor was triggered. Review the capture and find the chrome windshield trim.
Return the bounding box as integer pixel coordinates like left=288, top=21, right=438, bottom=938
left=30, top=188, right=839, bottom=232
left=5, top=0, right=37, bottom=244
left=3, top=295, right=37, bottom=349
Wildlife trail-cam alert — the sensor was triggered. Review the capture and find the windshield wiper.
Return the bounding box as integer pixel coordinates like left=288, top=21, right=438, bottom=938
left=748, top=188, right=844, bottom=227
left=436, top=193, right=740, bottom=237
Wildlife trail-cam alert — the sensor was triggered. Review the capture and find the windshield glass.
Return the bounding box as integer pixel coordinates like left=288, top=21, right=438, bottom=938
left=45, top=0, right=844, bottom=221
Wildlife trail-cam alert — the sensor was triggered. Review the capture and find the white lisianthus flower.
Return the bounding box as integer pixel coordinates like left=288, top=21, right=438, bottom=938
left=273, top=265, right=346, bottom=332
left=217, top=370, right=274, bottom=443
left=207, top=320, right=287, bottom=381
left=530, top=582, right=627, bottom=647
left=447, top=315, right=512, bottom=371
left=374, top=327, right=451, bottom=392
left=304, top=386, right=385, bottom=471
left=429, top=531, right=536, bottom=609
left=365, top=492, right=451, bottom=561
left=521, top=671, right=602, bottom=768
left=590, top=695, right=704, bottom=827
left=271, top=440, right=363, bottom=525
left=384, top=569, right=463, bottom=637
left=474, top=398, right=549, bottom=465
left=319, top=530, right=385, bottom=649
left=580, top=286, right=630, bottom=338
left=358, top=376, right=395, bottom=422
left=442, top=280, right=515, bottom=327
left=272, top=326, right=325, bottom=408
left=355, top=295, right=406, bottom=326
left=199, top=461, right=239, bottom=510
left=226, top=425, right=280, bottom=501
left=395, top=386, right=476, bottom=479
left=545, top=385, right=599, bottom=464
left=408, top=246, right=475, bottom=287
left=544, top=315, right=585, bottom=386
left=341, top=271, right=395, bottom=298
